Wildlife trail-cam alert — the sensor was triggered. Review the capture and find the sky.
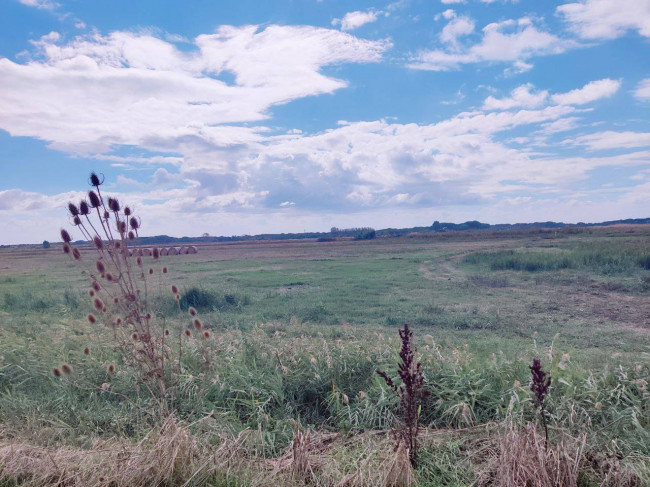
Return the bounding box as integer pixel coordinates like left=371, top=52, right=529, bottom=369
left=1, top=0, right=649, bottom=244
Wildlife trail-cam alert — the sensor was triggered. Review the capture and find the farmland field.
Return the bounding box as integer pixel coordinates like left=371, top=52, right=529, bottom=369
left=0, top=225, right=649, bottom=486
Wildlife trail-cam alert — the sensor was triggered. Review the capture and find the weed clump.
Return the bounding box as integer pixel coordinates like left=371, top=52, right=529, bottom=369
left=377, top=323, right=429, bottom=466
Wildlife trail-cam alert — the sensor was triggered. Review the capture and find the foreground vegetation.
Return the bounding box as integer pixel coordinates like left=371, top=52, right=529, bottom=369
left=0, top=224, right=648, bottom=485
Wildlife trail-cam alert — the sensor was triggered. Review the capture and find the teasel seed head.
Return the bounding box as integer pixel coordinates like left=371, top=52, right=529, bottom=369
left=79, top=200, right=90, bottom=215
left=68, top=202, right=80, bottom=217
left=129, top=216, right=140, bottom=230
left=184, top=329, right=192, bottom=337
left=72, top=247, right=81, bottom=260
left=89, top=290, right=95, bottom=297
left=131, top=332, right=139, bottom=340
left=63, top=243, right=71, bottom=254
left=89, top=172, right=103, bottom=187
left=88, top=190, right=101, bottom=208
left=53, top=367, right=62, bottom=377
left=145, top=312, right=151, bottom=320
left=105, top=273, right=114, bottom=282
left=60, top=229, right=72, bottom=243
left=189, top=307, right=197, bottom=317
left=117, top=221, right=126, bottom=233
left=104, top=210, right=110, bottom=220
left=73, top=215, right=82, bottom=226
left=93, top=297, right=105, bottom=311
left=87, top=314, right=96, bottom=324
left=193, top=318, right=203, bottom=330
left=113, top=297, right=119, bottom=304
left=93, top=236, right=104, bottom=250
left=203, top=330, right=211, bottom=339
left=107, top=364, right=115, bottom=373
left=171, top=285, right=179, bottom=295
left=83, top=347, right=90, bottom=356
left=115, top=317, right=122, bottom=325
left=96, top=260, right=105, bottom=274
left=92, top=281, right=101, bottom=292
left=149, top=268, right=153, bottom=275
left=114, top=241, right=121, bottom=250
left=108, top=197, right=120, bottom=212
left=61, top=364, right=73, bottom=376
left=164, top=329, right=170, bottom=336
left=128, top=231, right=135, bottom=240
left=152, top=247, right=159, bottom=259
left=162, top=267, right=168, bottom=274
left=124, top=206, right=132, bottom=216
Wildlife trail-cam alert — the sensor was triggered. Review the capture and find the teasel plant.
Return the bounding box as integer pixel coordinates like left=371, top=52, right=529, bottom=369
left=60, top=173, right=197, bottom=416
left=529, top=358, right=552, bottom=448
left=377, top=323, right=429, bottom=466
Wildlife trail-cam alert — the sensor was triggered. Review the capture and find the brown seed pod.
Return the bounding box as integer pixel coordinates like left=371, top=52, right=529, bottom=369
left=128, top=231, right=135, bottom=240
left=53, top=367, right=62, bottom=377
left=105, top=273, right=114, bottom=282
left=131, top=332, right=139, bottom=340
left=171, top=285, right=179, bottom=294
left=88, top=190, right=101, bottom=208
left=72, top=247, right=81, bottom=260
left=108, top=197, right=120, bottom=212
left=93, top=297, right=104, bottom=311
left=60, top=229, right=72, bottom=243
left=89, top=172, right=103, bottom=187
left=193, top=318, right=203, bottom=330
left=89, top=290, right=95, bottom=297
left=62, top=243, right=71, bottom=254
left=162, top=267, right=168, bottom=274
left=149, top=268, right=153, bottom=275
left=67, top=203, right=80, bottom=217
left=113, top=297, right=119, bottom=304
left=79, top=200, right=90, bottom=215
left=184, top=329, right=192, bottom=337
left=164, top=329, right=170, bottom=336
left=83, top=347, right=90, bottom=356
left=96, top=260, right=105, bottom=274
left=107, top=364, right=115, bottom=373
left=61, top=364, right=73, bottom=376
left=92, top=281, right=101, bottom=291
left=203, top=330, right=211, bottom=339
left=93, top=236, right=104, bottom=250
left=73, top=215, right=82, bottom=226
left=87, top=314, right=97, bottom=324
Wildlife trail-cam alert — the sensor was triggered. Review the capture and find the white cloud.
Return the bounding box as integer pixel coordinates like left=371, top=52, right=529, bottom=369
left=410, top=17, right=567, bottom=71
left=567, top=131, right=650, bottom=150
left=557, top=0, right=650, bottom=40
left=18, top=0, right=59, bottom=9
left=503, top=60, right=533, bottom=76
left=0, top=26, right=390, bottom=156
left=333, top=10, right=382, bottom=31
left=440, top=15, right=475, bottom=47
left=550, top=78, right=621, bottom=105
left=483, top=84, right=548, bottom=110
left=536, top=117, right=582, bottom=135
left=634, top=78, right=650, bottom=100
left=440, top=0, right=465, bottom=4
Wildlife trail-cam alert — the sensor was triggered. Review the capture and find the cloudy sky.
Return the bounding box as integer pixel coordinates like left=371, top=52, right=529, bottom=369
left=1, top=0, right=649, bottom=244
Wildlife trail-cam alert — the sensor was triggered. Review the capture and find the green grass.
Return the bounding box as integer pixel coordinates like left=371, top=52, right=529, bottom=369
left=0, top=228, right=648, bottom=485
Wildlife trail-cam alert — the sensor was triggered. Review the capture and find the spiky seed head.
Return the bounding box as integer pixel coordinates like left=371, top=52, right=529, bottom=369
left=145, top=312, right=151, bottom=320
left=175, top=294, right=180, bottom=301
left=129, top=216, right=139, bottom=230
left=89, top=172, right=103, bottom=187
left=68, top=202, right=80, bottom=216
left=131, top=332, right=139, bottom=340
left=93, top=297, right=104, bottom=311
left=88, top=190, right=101, bottom=208
left=113, top=297, right=119, bottom=304
left=184, top=329, right=192, bottom=337
left=93, top=236, right=103, bottom=249
left=152, top=247, right=159, bottom=259
left=79, top=200, right=90, bottom=215
left=61, top=364, right=73, bottom=375
left=92, top=281, right=100, bottom=291
left=128, top=231, right=135, bottom=240
left=164, top=329, right=170, bottom=336
left=89, top=290, right=95, bottom=297
left=149, top=268, right=153, bottom=275
left=96, top=260, right=105, bottom=273
left=203, top=330, right=211, bottom=339
left=162, top=267, right=168, bottom=274
left=107, top=364, right=115, bottom=373
left=73, top=215, right=82, bottom=226
left=83, top=347, right=90, bottom=356
left=105, top=273, right=114, bottom=282
left=72, top=247, right=81, bottom=260
left=60, top=229, right=72, bottom=243
left=63, top=243, right=71, bottom=254
left=103, top=209, right=110, bottom=220
left=115, top=317, right=122, bottom=325
left=193, top=318, right=203, bottom=330
left=108, top=197, right=120, bottom=212
left=87, top=314, right=96, bottom=324
left=189, top=307, right=197, bottom=316
left=171, top=285, right=179, bottom=294
left=114, top=241, right=121, bottom=250
left=53, top=367, right=62, bottom=377
left=124, top=206, right=132, bottom=216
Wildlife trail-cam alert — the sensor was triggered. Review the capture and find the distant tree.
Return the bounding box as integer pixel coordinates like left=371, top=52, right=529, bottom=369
left=42, top=240, right=51, bottom=249
left=431, top=221, right=442, bottom=231
left=201, top=232, right=210, bottom=237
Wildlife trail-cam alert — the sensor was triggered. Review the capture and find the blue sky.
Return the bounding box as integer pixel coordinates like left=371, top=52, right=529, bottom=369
left=1, top=0, right=649, bottom=243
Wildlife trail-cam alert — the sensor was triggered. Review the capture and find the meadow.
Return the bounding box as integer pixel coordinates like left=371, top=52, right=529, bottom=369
left=0, top=225, right=648, bottom=486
